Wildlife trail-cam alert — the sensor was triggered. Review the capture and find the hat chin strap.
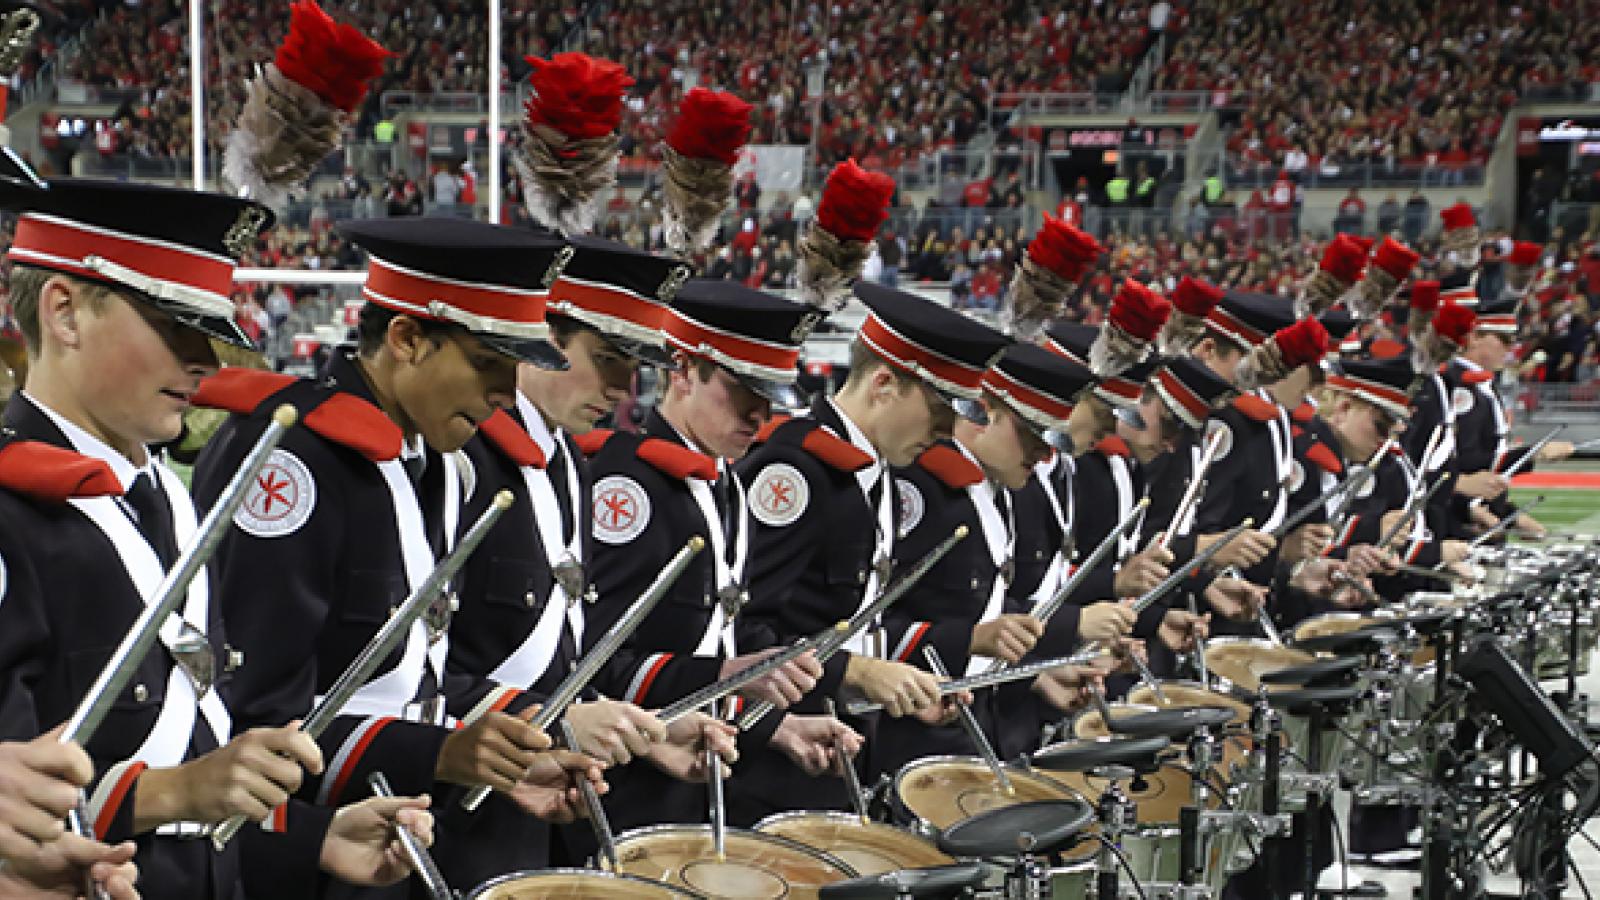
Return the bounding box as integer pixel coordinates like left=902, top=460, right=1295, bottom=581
left=82, top=254, right=233, bottom=318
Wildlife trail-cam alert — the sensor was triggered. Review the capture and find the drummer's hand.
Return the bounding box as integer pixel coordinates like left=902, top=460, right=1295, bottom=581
left=1079, top=600, right=1136, bottom=643
left=1345, top=543, right=1398, bottom=578
left=564, top=699, right=667, bottom=767
left=1109, top=638, right=1148, bottom=674
left=437, top=704, right=553, bottom=792
left=1289, top=557, right=1339, bottom=596
left=1469, top=503, right=1500, bottom=530
left=1514, top=513, right=1548, bottom=539
left=969, top=614, right=1044, bottom=664
left=844, top=656, right=942, bottom=717
left=1441, top=539, right=1471, bottom=565
left=317, top=795, right=434, bottom=888
left=1203, top=577, right=1267, bottom=621
left=722, top=648, right=823, bottom=709
left=1, top=831, right=140, bottom=900
left=1281, top=523, right=1335, bottom=564
left=1031, top=666, right=1101, bottom=713
left=1538, top=439, right=1575, bottom=462
left=645, top=713, right=738, bottom=783
left=912, top=691, right=971, bottom=727
left=1200, top=528, right=1276, bottom=571
left=1158, top=609, right=1208, bottom=652
left=1114, top=545, right=1174, bottom=597
left=1329, top=573, right=1374, bottom=609
left=1456, top=471, right=1509, bottom=500
left=506, top=749, right=607, bottom=823
left=769, top=715, right=862, bottom=777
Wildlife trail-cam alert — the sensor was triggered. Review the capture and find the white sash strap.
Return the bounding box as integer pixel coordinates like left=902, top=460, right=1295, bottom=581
left=841, top=461, right=894, bottom=658
left=1482, top=381, right=1511, bottom=466
left=66, top=465, right=230, bottom=771
left=689, top=469, right=750, bottom=659
left=963, top=446, right=1014, bottom=677
left=1109, top=456, right=1139, bottom=553
left=1260, top=392, right=1291, bottom=535
left=488, top=450, right=582, bottom=688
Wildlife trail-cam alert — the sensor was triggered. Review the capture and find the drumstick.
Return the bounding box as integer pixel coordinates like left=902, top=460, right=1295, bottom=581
left=1155, top=428, right=1227, bottom=555
left=923, top=646, right=1013, bottom=796
left=707, top=744, right=727, bottom=861
left=1124, top=642, right=1169, bottom=704
left=1499, top=425, right=1565, bottom=478
left=1188, top=594, right=1210, bottom=685
left=367, top=772, right=453, bottom=900
left=558, top=719, right=618, bottom=873
left=825, top=698, right=871, bottom=823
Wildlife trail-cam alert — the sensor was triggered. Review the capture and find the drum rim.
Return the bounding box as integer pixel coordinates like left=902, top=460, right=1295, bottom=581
left=611, top=822, right=862, bottom=879
left=465, top=867, right=699, bottom=899
left=1070, top=702, right=1158, bottom=738
left=753, top=809, right=956, bottom=867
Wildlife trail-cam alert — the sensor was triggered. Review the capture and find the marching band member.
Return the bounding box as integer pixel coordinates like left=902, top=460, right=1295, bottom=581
left=192, top=218, right=602, bottom=896
left=0, top=732, right=138, bottom=898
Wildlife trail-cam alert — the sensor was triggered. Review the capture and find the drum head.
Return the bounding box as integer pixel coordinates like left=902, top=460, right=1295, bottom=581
left=1072, top=703, right=1156, bottom=739
left=1048, top=764, right=1203, bottom=825
left=895, top=758, right=1075, bottom=832
left=1292, top=625, right=1398, bottom=655
left=938, top=800, right=1094, bottom=858
left=1257, top=655, right=1362, bottom=686
left=756, top=813, right=953, bottom=876
left=468, top=868, right=697, bottom=899
left=1128, top=683, right=1252, bottom=725
left=1291, top=613, right=1383, bottom=643
left=1030, top=735, right=1170, bottom=773
left=1204, top=640, right=1314, bottom=693
left=613, top=826, right=856, bottom=899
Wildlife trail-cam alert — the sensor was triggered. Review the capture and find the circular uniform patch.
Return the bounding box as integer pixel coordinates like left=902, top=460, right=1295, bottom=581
left=1205, top=419, right=1233, bottom=460
left=1285, top=459, right=1305, bottom=494
left=895, top=477, right=925, bottom=539
left=235, top=449, right=316, bottom=538
left=592, top=475, right=650, bottom=545
left=748, top=462, right=809, bottom=528
left=1452, top=387, right=1475, bottom=416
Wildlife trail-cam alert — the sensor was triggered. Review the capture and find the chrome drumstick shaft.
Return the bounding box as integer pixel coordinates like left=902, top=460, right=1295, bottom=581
left=923, top=646, right=1013, bottom=795
left=558, top=720, right=618, bottom=873
left=708, top=743, right=727, bottom=861
left=825, top=698, right=870, bottom=822
left=368, top=772, right=454, bottom=900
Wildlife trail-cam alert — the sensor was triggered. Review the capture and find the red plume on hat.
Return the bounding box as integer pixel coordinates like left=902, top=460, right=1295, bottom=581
left=1235, top=316, right=1329, bottom=390
left=1158, top=275, right=1224, bottom=354
left=659, top=88, right=754, bottom=255
left=1438, top=203, right=1480, bottom=266
left=1296, top=234, right=1367, bottom=318
left=513, top=52, right=634, bottom=236
left=796, top=159, right=896, bottom=312
left=1001, top=213, right=1102, bottom=340
left=222, top=0, right=392, bottom=213
left=1505, top=240, right=1544, bottom=296
left=1089, top=279, right=1170, bottom=377
left=1407, top=279, right=1440, bottom=338
left=1350, top=237, right=1419, bottom=320
left=1414, top=300, right=1477, bottom=372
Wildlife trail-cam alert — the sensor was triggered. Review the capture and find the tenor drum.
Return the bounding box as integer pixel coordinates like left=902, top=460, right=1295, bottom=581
left=754, top=811, right=953, bottom=876
left=1204, top=638, right=1314, bottom=694
left=1126, top=681, right=1257, bottom=767
left=467, top=868, right=697, bottom=899
left=892, top=756, right=1079, bottom=839
left=611, top=825, right=856, bottom=899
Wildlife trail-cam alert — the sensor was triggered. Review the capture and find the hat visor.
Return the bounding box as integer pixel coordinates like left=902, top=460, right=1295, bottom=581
left=948, top=394, right=988, bottom=426
left=1113, top=404, right=1147, bottom=430
left=477, top=332, right=570, bottom=370
left=150, top=299, right=257, bottom=351
left=1041, top=426, right=1074, bottom=451
left=734, top=371, right=806, bottom=410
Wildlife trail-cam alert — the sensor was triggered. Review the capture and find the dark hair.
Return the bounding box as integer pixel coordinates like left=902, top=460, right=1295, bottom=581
left=6, top=265, right=111, bottom=353
left=355, top=302, right=462, bottom=356
left=842, top=338, right=914, bottom=389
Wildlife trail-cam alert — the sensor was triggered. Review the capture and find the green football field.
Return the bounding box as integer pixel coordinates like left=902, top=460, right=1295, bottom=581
left=1509, top=487, right=1600, bottom=535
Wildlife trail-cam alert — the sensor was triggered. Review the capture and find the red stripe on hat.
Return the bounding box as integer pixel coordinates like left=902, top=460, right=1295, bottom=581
left=10, top=214, right=233, bottom=301
left=1097, top=375, right=1142, bottom=403
left=364, top=257, right=547, bottom=327
left=1154, top=367, right=1209, bottom=426
left=859, top=314, right=984, bottom=392
left=1441, top=287, right=1476, bottom=304
left=1476, top=314, right=1517, bottom=332
left=1204, top=306, right=1268, bottom=347
left=663, top=309, right=800, bottom=374
left=1327, top=374, right=1409, bottom=411
left=549, top=277, right=667, bottom=333
left=982, top=367, right=1075, bottom=424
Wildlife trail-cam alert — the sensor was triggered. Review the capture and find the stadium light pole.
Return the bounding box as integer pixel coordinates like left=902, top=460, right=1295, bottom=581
left=488, top=0, right=501, bottom=224
left=189, top=0, right=205, bottom=189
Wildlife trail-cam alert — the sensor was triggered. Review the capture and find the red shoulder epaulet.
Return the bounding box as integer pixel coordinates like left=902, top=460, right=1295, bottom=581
left=1292, top=402, right=1316, bottom=423
left=478, top=410, right=545, bottom=468
left=753, top=414, right=793, bottom=445
left=1231, top=394, right=1278, bottom=423
left=572, top=429, right=613, bottom=457
left=1095, top=435, right=1131, bottom=457
left=1305, top=442, right=1344, bottom=475
left=1369, top=338, right=1406, bottom=360
left=1291, top=425, right=1306, bottom=438
left=0, top=440, right=122, bottom=502
left=915, top=444, right=984, bottom=489
left=192, top=368, right=295, bottom=415
left=637, top=438, right=718, bottom=481
left=1460, top=370, right=1493, bottom=385
left=1389, top=442, right=1407, bottom=457
left=194, top=368, right=404, bottom=462
left=800, top=428, right=873, bottom=472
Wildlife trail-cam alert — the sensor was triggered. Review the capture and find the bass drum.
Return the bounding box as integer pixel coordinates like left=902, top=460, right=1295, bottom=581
left=612, top=824, right=856, bottom=899
left=892, top=755, right=1079, bottom=839
left=468, top=868, right=698, bottom=899
left=755, top=810, right=953, bottom=876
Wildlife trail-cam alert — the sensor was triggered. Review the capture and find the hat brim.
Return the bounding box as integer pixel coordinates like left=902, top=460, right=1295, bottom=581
left=477, top=332, right=569, bottom=370
left=144, top=295, right=257, bottom=351
left=948, top=394, right=988, bottom=426
left=733, top=371, right=806, bottom=409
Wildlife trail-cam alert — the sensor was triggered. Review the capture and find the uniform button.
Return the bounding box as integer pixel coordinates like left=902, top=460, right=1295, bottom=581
left=970, top=577, right=981, bottom=590
left=132, top=684, right=149, bottom=702
left=226, top=648, right=245, bottom=671
left=1261, top=490, right=1270, bottom=500
left=704, top=595, right=713, bottom=607
left=1034, top=550, right=1045, bottom=560
left=525, top=592, right=537, bottom=608
left=857, top=570, right=867, bottom=584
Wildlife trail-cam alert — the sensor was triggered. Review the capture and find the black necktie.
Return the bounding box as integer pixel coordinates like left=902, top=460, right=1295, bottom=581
left=547, top=440, right=576, bottom=545
left=715, top=468, right=738, bottom=565
left=125, top=472, right=178, bottom=569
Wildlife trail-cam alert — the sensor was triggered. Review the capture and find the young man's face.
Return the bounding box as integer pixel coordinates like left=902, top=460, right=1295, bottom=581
left=1194, top=336, right=1246, bottom=384
left=1331, top=395, right=1399, bottom=462
left=391, top=324, right=518, bottom=452
left=1118, top=390, right=1182, bottom=458
left=522, top=325, right=637, bottom=434
left=671, top=360, right=772, bottom=461
left=966, top=398, right=1051, bottom=490
left=1466, top=329, right=1513, bottom=373
left=875, top=374, right=957, bottom=468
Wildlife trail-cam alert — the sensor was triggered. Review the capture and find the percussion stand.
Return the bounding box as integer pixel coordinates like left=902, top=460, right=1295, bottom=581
left=1092, top=765, right=1136, bottom=900
left=1177, top=725, right=1217, bottom=899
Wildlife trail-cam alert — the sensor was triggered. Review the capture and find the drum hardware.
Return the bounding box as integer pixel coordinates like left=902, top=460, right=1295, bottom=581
left=827, top=698, right=873, bottom=822
left=816, top=863, right=993, bottom=900
left=1091, top=765, right=1137, bottom=900
left=739, top=525, right=970, bottom=731
left=559, top=718, right=619, bottom=872
left=1187, top=595, right=1209, bottom=685
left=460, top=535, right=705, bottom=812
left=923, top=645, right=1014, bottom=795
left=369, top=771, right=456, bottom=900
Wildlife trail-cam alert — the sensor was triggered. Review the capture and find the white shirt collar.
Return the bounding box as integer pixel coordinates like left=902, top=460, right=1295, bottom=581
left=23, top=392, right=148, bottom=493
left=825, top=397, right=883, bottom=491
left=515, top=391, right=559, bottom=462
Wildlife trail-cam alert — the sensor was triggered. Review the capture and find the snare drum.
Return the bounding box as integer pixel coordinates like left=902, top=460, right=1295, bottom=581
left=468, top=868, right=697, bottom=899
left=755, top=811, right=953, bottom=876
left=611, top=825, right=856, bottom=899
left=1204, top=638, right=1314, bottom=694
left=892, top=756, right=1078, bottom=839
left=1127, top=681, right=1257, bottom=766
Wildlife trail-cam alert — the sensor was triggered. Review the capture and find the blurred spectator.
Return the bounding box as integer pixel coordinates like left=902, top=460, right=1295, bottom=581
left=1334, top=188, right=1366, bottom=234
left=1377, top=193, right=1401, bottom=235
left=1402, top=190, right=1430, bottom=244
